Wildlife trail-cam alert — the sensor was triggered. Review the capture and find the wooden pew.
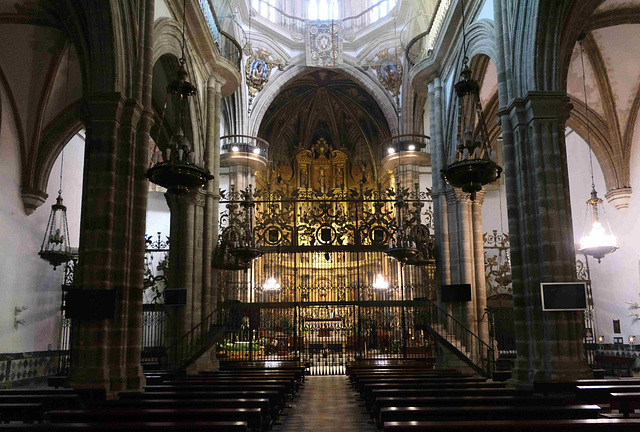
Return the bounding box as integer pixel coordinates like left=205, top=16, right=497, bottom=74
left=0, top=404, right=44, bottom=424
left=45, top=408, right=263, bottom=432
left=382, top=418, right=640, bottom=431
left=0, top=395, right=80, bottom=411
left=371, top=395, right=575, bottom=422
left=378, top=404, right=601, bottom=427
left=362, top=382, right=506, bottom=409
left=576, top=385, right=640, bottom=403
left=0, top=421, right=248, bottom=431
left=535, top=379, right=640, bottom=396
left=143, top=384, right=289, bottom=401
left=118, top=391, right=282, bottom=419
left=355, top=376, right=486, bottom=393
left=89, top=398, right=272, bottom=427
left=366, top=388, right=530, bottom=411
left=609, top=392, right=640, bottom=418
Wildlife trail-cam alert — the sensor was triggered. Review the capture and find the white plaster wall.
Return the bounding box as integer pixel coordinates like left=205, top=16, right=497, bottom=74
left=481, top=184, right=508, bottom=234
left=0, top=93, right=84, bottom=353
left=146, top=191, right=170, bottom=238
left=566, top=129, right=640, bottom=342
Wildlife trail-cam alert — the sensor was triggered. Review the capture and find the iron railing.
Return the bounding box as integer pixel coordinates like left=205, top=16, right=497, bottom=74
left=379, top=134, right=431, bottom=161
left=221, top=135, right=270, bottom=159
left=158, top=302, right=240, bottom=371
left=199, top=0, right=242, bottom=70
left=414, top=297, right=495, bottom=377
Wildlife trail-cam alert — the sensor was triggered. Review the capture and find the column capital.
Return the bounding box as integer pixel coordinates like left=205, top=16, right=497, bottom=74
left=501, top=91, right=572, bottom=130
left=208, top=73, right=226, bottom=91
left=445, top=187, right=472, bottom=205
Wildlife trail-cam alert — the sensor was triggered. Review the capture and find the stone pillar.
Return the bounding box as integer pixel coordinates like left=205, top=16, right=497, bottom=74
left=472, top=191, right=489, bottom=344
left=69, top=90, right=148, bottom=395
left=499, top=92, right=591, bottom=384
left=428, top=78, right=451, bottom=293
left=444, top=189, right=476, bottom=333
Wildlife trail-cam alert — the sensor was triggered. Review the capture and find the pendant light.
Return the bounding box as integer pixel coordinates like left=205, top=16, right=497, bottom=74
left=441, top=0, right=501, bottom=200
left=577, top=38, right=617, bottom=263
left=40, top=46, right=74, bottom=270
left=146, top=0, right=213, bottom=195
left=39, top=150, right=73, bottom=270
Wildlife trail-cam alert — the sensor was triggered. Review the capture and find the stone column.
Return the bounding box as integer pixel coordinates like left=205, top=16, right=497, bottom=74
left=444, top=189, right=476, bottom=333
left=472, top=191, right=489, bottom=344
left=69, top=91, right=148, bottom=395
left=428, top=77, right=451, bottom=293
left=499, top=92, right=591, bottom=383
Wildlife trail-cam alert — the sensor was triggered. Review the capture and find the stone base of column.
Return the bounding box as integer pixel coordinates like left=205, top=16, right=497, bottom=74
left=511, top=356, right=592, bottom=385
left=186, top=348, right=221, bottom=374
left=125, top=365, right=146, bottom=391
left=435, top=344, right=477, bottom=376
left=68, top=368, right=111, bottom=397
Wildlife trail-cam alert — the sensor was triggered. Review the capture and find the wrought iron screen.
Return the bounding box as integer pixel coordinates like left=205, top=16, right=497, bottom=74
left=216, top=185, right=437, bottom=374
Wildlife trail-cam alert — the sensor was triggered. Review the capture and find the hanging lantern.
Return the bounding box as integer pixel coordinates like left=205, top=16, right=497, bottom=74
left=39, top=192, right=73, bottom=270
left=146, top=58, right=213, bottom=195
left=385, top=184, right=419, bottom=263
left=229, top=186, right=263, bottom=262
left=442, top=58, right=502, bottom=200
left=579, top=187, right=617, bottom=263
left=576, top=38, right=617, bottom=264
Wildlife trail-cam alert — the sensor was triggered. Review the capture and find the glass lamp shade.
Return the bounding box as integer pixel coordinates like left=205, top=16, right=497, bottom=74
left=263, top=277, right=281, bottom=291
left=579, top=187, right=618, bottom=263
left=39, top=193, right=73, bottom=270
left=372, top=274, right=390, bottom=290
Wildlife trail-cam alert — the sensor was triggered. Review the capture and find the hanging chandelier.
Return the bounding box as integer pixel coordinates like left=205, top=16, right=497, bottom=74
left=229, top=186, right=263, bottom=262
left=146, top=0, right=212, bottom=195
left=577, top=38, right=617, bottom=263
left=385, top=184, right=419, bottom=263
left=441, top=0, right=501, bottom=200
left=579, top=187, right=617, bottom=263
left=39, top=152, right=73, bottom=270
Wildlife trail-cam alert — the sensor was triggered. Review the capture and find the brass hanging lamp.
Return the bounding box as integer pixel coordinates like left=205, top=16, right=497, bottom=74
left=39, top=150, right=73, bottom=270
left=146, top=0, right=212, bottom=195
left=441, top=0, right=501, bottom=200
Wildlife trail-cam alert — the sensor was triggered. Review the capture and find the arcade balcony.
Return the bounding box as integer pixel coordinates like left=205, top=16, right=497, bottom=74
left=380, top=134, right=431, bottom=172
left=220, top=135, right=270, bottom=172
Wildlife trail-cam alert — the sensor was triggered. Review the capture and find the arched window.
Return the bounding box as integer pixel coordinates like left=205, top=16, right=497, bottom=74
left=370, top=0, right=396, bottom=23
left=253, top=0, right=277, bottom=22
left=309, top=0, right=339, bottom=20
left=309, top=0, right=318, bottom=20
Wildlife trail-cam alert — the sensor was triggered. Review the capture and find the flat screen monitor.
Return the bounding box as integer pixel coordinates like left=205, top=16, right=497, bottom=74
left=164, top=288, right=187, bottom=306
left=441, top=284, right=472, bottom=303
left=65, top=289, right=117, bottom=320
left=540, top=282, right=587, bottom=311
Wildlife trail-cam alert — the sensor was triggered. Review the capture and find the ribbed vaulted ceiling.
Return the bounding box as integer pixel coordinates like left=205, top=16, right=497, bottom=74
left=258, top=69, right=391, bottom=166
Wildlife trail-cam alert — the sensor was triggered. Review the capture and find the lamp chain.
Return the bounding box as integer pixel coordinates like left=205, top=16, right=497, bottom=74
left=59, top=150, right=64, bottom=195
left=579, top=39, right=595, bottom=190
left=182, top=0, right=187, bottom=61
left=459, top=0, right=468, bottom=61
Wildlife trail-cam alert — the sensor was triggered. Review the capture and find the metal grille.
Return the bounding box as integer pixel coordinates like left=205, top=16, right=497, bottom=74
left=215, top=185, right=437, bottom=374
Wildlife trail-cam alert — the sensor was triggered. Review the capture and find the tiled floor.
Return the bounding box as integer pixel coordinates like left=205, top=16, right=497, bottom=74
left=276, top=375, right=378, bottom=432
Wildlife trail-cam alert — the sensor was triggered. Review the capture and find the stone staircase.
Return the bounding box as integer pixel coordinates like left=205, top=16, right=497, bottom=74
left=414, top=299, right=495, bottom=377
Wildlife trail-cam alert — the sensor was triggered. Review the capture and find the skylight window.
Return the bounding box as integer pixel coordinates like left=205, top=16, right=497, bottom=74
left=370, top=0, right=396, bottom=22
left=309, top=0, right=339, bottom=20
left=253, top=0, right=276, bottom=22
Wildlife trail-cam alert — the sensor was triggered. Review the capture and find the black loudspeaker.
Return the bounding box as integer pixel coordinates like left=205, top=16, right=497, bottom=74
left=164, top=288, right=187, bottom=306
left=65, top=289, right=117, bottom=320
left=440, top=284, right=472, bottom=302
